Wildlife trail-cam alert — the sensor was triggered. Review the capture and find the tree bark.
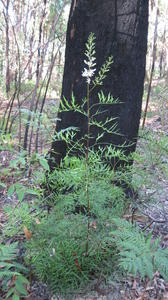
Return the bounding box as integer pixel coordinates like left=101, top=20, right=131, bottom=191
left=50, top=0, right=149, bottom=168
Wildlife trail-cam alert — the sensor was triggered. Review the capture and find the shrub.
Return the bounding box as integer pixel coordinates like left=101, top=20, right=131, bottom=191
left=26, top=155, right=126, bottom=293
left=25, top=32, right=132, bottom=294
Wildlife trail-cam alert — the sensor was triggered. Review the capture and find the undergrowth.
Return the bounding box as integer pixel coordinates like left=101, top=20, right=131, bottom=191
left=25, top=154, right=126, bottom=293
left=23, top=33, right=128, bottom=293
left=1, top=33, right=168, bottom=298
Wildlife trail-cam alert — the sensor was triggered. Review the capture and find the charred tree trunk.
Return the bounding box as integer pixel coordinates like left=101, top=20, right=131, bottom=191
left=50, top=0, right=149, bottom=168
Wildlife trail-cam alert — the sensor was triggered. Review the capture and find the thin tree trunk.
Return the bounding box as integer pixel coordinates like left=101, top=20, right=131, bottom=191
left=142, top=6, right=159, bottom=129
left=26, top=1, right=66, bottom=153
left=159, top=27, right=166, bottom=78
left=28, top=12, right=36, bottom=80
left=23, top=0, right=47, bottom=151
left=159, top=3, right=168, bottom=78
left=4, top=70, right=18, bottom=133
left=36, top=0, right=47, bottom=81
left=35, top=48, right=58, bottom=152
left=4, top=0, right=10, bottom=96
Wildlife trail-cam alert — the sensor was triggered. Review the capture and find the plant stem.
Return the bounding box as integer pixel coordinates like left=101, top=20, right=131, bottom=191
left=86, top=83, right=90, bottom=255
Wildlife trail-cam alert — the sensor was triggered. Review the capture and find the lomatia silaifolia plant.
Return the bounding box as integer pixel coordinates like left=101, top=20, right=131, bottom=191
left=22, top=34, right=168, bottom=293
left=26, top=33, right=125, bottom=292
left=58, top=33, right=118, bottom=255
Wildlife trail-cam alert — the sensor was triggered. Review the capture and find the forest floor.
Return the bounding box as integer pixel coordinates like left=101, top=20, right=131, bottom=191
left=1, top=81, right=168, bottom=299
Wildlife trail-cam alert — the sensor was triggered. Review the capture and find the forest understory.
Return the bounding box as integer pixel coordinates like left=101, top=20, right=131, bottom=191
left=0, top=1, right=168, bottom=299
left=1, top=79, right=168, bottom=300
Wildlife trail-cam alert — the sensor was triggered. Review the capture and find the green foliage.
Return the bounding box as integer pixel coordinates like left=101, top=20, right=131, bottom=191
left=8, top=183, right=40, bottom=202
left=9, top=151, right=27, bottom=169
left=0, top=242, right=29, bottom=299
left=19, top=81, right=35, bottom=95
left=3, top=32, right=165, bottom=297
left=149, top=82, right=168, bottom=126
left=45, top=153, right=126, bottom=216
left=0, top=132, right=14, bottom=151
left=26, top=154, right=126, bottom=293
left=5, top=151, right=49, bottom=203
left=3, top=202, right=39, bottom=238
left=93, top=56, right=113, bottom=87
left=9, top=150, right=50, bottom=172
left=25, top=33, right=130, bottom=293
left=111, top=218, right=168, bottom=280
left=140, top=130, right=168, bottom=167
left=26, top=213, right=116, bottom=293
left=133, top=130, right=168, bottom=191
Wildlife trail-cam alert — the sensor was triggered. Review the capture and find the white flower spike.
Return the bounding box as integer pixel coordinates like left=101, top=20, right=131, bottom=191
left=82, top=33, right=96, bottom=84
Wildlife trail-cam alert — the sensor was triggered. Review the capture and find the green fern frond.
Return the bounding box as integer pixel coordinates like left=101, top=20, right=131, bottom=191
left=111, top=218, right=168, bottom=281
left=154, top=248, right=168, bottom=280
left=0, top=242, right=29, bottom=299
left=0, top=242, right=18, bottom=262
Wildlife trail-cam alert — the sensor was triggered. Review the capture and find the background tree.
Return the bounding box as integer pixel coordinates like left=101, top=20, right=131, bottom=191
left=50, top=0, right=149, bottom=168
left=142, top=3, right=159, bottom=129
left=142, top=0, right=168, bottom=128
left=0, top=0, right=69, bottom=153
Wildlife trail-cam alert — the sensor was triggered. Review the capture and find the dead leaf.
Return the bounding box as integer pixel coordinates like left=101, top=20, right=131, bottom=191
left=74, top=258, right=82, bottom=271
left=24, top=226, right=32, bottom=240
left=72, top=252, right=81, bottom=271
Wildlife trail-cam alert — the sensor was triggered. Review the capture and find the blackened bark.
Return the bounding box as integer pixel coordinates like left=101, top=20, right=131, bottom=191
left=50, top=0, right=149, bottom=168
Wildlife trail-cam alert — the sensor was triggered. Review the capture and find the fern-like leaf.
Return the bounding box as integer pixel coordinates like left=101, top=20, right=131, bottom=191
left=111, top=218, right=168, bottom=281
